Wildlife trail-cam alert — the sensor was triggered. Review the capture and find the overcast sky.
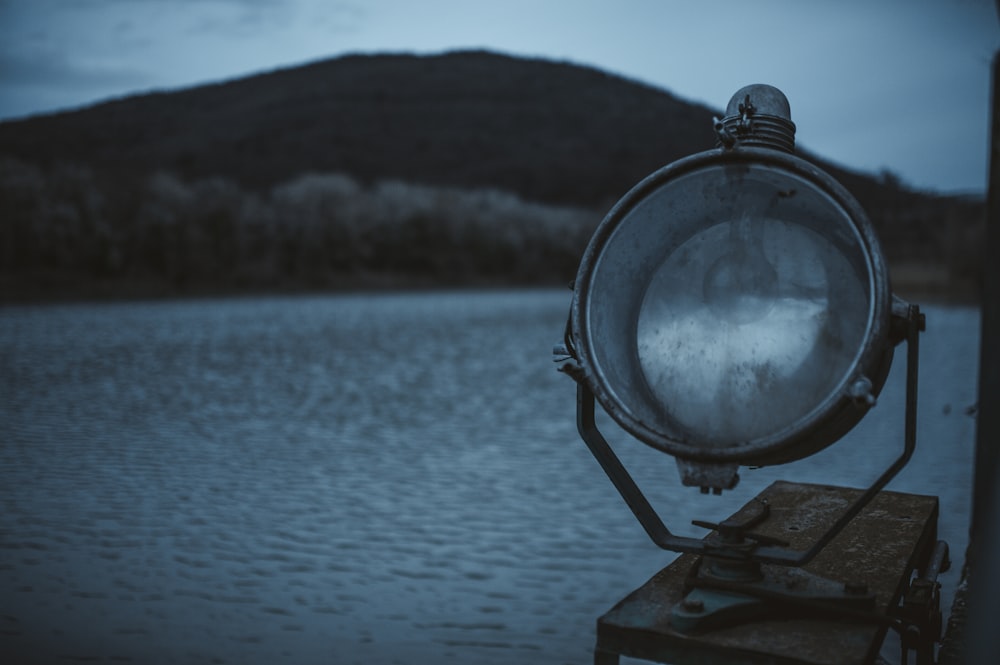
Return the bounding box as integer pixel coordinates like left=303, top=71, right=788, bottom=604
left=0, top=0, right=996, bottom=194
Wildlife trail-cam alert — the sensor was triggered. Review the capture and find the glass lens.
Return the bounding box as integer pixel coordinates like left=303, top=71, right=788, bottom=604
left=635, top=214, right=868, bottom=446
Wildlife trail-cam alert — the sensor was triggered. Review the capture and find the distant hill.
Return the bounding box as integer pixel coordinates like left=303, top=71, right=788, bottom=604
left=0, top=50, right=985, bottom=300
left=0, top=50, right=720, bottom=208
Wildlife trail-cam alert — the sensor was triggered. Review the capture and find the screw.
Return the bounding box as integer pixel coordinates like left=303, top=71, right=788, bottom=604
left=682, top=597, right=705, bottom=613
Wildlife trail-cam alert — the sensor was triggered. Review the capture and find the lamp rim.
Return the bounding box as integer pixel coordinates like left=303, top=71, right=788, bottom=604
left=570, top=146, right=894, bottom=465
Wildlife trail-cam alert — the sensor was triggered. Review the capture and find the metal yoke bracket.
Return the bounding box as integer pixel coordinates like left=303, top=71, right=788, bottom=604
left=556, top=303, right=925, bottom=571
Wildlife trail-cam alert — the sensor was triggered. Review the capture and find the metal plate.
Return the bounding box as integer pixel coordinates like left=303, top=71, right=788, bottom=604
left=595, top=481, right=938, bottom=665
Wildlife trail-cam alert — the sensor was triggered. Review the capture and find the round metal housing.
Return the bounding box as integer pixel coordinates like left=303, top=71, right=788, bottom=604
left=570, top=147, right=893, bottom=466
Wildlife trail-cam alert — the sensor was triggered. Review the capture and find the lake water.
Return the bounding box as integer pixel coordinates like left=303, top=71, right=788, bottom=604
left=0, top=289, right=981, bottom=664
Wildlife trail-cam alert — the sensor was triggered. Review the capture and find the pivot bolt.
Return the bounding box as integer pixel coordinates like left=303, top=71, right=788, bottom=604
left=682, top=597, right=705, bottom=613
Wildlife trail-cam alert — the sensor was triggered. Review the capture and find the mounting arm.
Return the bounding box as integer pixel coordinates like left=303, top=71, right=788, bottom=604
left=566, top=303, right=924, bottom=566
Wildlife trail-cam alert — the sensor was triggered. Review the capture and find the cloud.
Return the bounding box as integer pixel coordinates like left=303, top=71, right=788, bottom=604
left=0, top=42, right=157, bottom=119
left=69, top=0, right=284, bottom=7
left=183, top=0, right=366, bottom=39
left=0, top=1, right=281, bottom=97
left=0, top=46, right=152, bottom=90
left=0, top=0, right=366, bottom=120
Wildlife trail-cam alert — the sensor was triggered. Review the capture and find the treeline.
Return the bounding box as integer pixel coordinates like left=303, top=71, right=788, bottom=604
left=0, top=52, right=986, bottom=301
left=0, top=155, right=985, bottom=302
left=0, top=157, right=600, bottom=299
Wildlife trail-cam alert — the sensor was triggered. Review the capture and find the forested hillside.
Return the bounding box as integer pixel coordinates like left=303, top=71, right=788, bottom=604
left=0, top=50, right=985, bottom=301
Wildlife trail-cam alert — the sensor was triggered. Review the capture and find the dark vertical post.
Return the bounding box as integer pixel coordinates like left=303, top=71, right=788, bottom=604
left=964, top=47, right=1000, bottom=663
left=970, top=52, right=1000, bottom=553
left=971, top=48, right=1000, bottom=563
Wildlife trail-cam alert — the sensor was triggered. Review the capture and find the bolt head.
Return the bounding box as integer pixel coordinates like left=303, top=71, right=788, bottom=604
left=681, top=597, right=705, bottom=613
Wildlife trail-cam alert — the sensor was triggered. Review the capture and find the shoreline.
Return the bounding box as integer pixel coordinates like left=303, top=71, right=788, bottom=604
left=0, top=274, right=574, bottom=307
left=0, top=272, right=982, bottom=308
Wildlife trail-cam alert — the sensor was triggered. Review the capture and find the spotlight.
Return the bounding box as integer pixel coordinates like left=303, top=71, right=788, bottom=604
left=568, top=84, right=897, bottom=489
left=555, top=85, right=947, bottom=662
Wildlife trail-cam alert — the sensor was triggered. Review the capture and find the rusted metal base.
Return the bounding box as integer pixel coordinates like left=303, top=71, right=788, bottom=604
left=595, top=480, right=939, bottom=665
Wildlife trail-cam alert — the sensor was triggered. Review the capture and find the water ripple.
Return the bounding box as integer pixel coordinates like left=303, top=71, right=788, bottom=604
left=0, top=292, right=980, bottom=665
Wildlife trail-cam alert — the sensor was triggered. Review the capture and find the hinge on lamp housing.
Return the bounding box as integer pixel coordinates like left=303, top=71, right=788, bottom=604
left=713, top=117, right=737, bottom=149
left=713, top=94, right=755, bottom=150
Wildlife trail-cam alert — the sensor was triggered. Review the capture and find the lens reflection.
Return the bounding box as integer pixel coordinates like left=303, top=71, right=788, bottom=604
left=636, top=217, right=867, bottom=446
left=703, top=215, right=779, bottom=325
